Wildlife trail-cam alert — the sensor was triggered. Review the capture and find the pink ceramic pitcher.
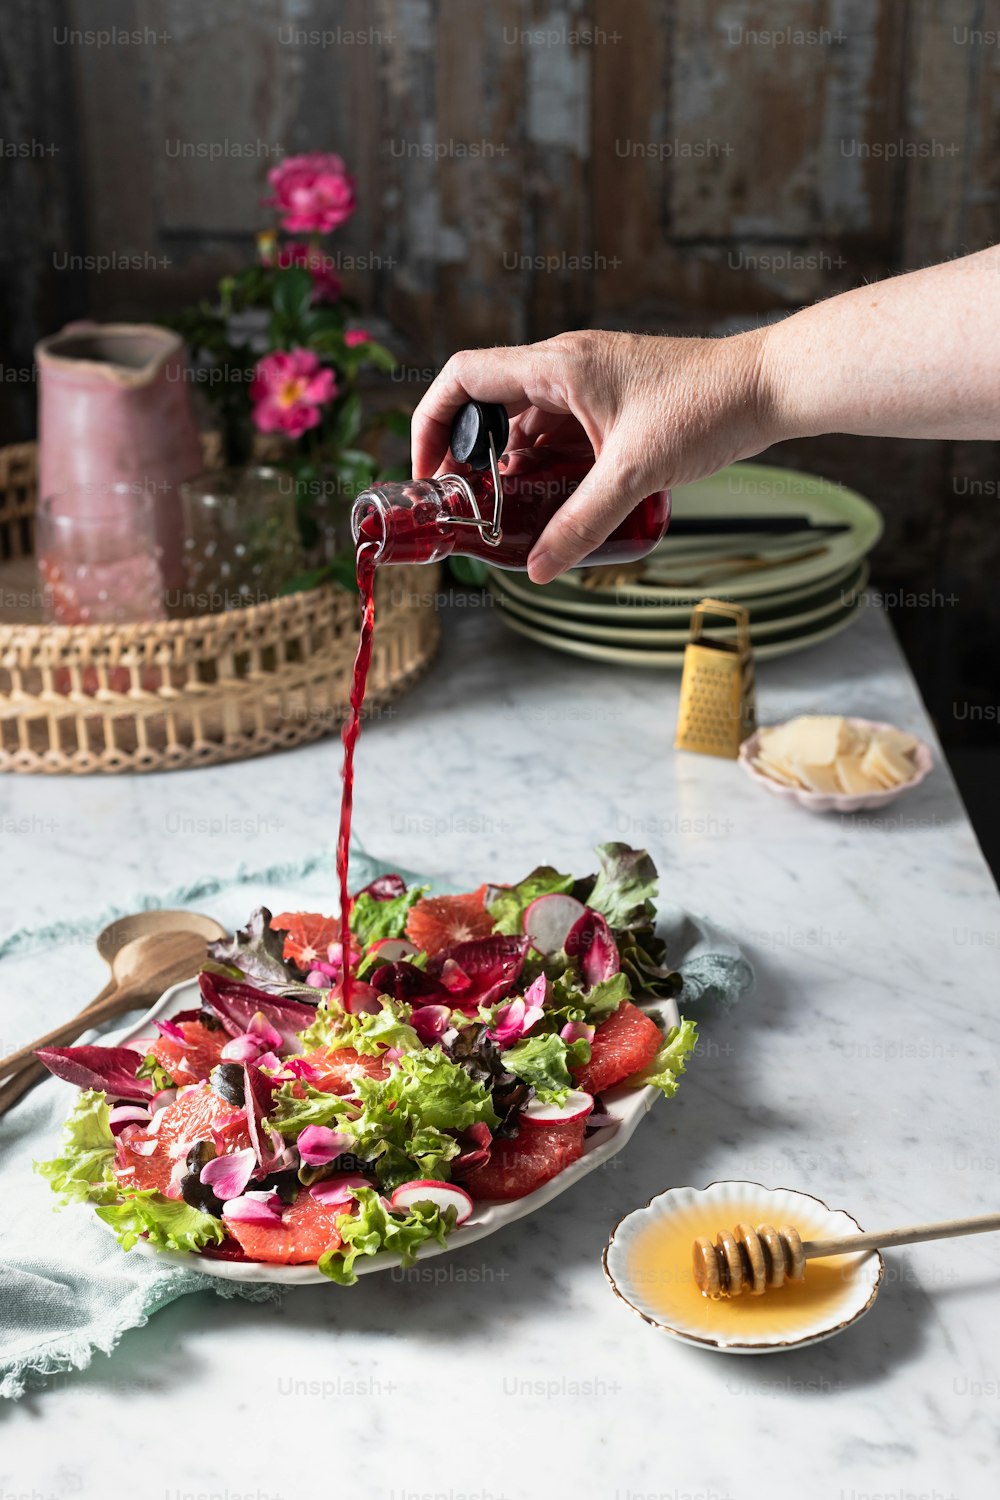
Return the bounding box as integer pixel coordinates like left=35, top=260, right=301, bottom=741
left=35, top=322, right=203, bottom=591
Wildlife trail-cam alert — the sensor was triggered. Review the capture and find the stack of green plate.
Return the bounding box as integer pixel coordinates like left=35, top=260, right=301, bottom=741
left=486, top=462, right=881, bottom=668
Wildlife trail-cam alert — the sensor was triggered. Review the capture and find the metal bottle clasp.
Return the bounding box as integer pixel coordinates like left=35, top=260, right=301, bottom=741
left=436, top=434, right=505, bottom=548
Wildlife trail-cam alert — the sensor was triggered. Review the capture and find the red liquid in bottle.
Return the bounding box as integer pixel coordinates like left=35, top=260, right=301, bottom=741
left=335, top=539, right=377, bottom=1006
left=353, top=444, right=670, bottom=568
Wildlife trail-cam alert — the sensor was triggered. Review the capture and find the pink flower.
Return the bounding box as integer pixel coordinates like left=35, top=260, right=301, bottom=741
left=344, top=329, right=371, bottom=347
left=276, top=242, right=342, bottom=304
left=487, top=976, right=548, bottom=1047
left=250, top=348, right=337, bottom=438
left=265, top=152, right=356, bottom=234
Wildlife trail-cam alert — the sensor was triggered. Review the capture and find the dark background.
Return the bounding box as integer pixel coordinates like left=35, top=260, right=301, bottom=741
left=2, top=0, right=998, bottom=864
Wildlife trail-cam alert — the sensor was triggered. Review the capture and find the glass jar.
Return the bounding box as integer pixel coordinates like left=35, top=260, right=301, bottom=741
left=177, top=466, right=304, bottom=615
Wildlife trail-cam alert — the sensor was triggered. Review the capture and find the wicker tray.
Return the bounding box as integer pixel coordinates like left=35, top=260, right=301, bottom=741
left=0, top=442, right=440, bottom=774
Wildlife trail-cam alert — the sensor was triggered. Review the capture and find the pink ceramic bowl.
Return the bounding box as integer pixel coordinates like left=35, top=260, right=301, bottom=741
left=738, top=717, right=934, bottom=813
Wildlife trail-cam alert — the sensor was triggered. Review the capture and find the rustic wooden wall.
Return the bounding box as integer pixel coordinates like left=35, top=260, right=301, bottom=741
left=2, top=0, right=999, bottom=734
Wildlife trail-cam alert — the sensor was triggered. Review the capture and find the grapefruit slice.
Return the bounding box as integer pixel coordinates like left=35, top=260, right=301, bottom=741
left=224, top=1186, right=347, bottom=1264
left=113, top=1086, right=250, bottom=1196
left=463, top=1117, right=587, bottom=1201
left=571, top=999, right=662, bottom=1094
left=405, top=886, right=495, bottom=956
left=147, top=1020, right=227, bottom=1085
left=297, top=1046, right=391, bottom=1097
left=269, top=911, right=341, bottom=968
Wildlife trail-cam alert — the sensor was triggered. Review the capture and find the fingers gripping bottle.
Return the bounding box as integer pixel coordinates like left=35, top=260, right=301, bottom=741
left=352, top=401, right=670, bottom=570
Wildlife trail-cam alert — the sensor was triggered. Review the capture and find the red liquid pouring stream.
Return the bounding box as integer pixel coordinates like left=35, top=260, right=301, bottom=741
left=336, top=540, right=378, bottom=1007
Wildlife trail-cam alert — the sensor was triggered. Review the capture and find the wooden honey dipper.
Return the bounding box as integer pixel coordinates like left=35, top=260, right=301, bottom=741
left=693, top=1210, right=1000, bottom=1298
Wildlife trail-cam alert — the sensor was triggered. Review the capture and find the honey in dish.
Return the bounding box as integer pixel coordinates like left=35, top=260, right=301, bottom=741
left=625, top=1194, right=865, bottom=1341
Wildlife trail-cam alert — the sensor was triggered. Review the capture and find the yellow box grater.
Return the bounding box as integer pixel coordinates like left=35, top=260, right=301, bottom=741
left=674, top=598, right=757, bottom=758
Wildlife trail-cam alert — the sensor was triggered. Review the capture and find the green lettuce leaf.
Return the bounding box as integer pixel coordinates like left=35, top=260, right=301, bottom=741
left=296, top=997, right=420, bottom=1055
left=348, top=1048, right=498, bottom=1191
left=627, top=1017, right=698, bottom=1098
left=34, top=1089, right=118, bottom=1205
left=349, top=885, right=427, bottom=948
left=503, top=1032, right=587, bottom=1104
left=268, top=1079, right=356, bottom=1138
left=319, top=1185, right=455, bottom=1285
left=135, top=1052, right=176, bottom=1092
left=96, top=1189, right=225, bottom=1253
left=487, top=865, right=574, bottom=936
left=548, top=969, right=632, bottom=1024
left=585, top=843, right=659, bottom=931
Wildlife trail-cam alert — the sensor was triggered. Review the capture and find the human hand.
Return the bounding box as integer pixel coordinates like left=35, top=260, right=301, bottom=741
left=410, top=328, right=772, bottom=583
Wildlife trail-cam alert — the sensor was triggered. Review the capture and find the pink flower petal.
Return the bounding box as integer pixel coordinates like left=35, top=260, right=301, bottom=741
left=222, top=1190, right=283, bottom=1225
left=201, top=1147, right=257, bottom=1201
left=524, top=973, right=548, bottom=1008
left=154, top=1018, right=186, bottom=1044
left=560, top=1020, right=596, bottom=1045
left=411, top=1004, right=452, bottom=1044
left=221, top=1035, right=263, bottom=1063
left=297, top=1125, right=352, bottom=1166
left=309, top=1173, right=369, bottom=1207
left=247, top=1012, right=284, bottom=1050
left=439, top=959, right=472, bottom=995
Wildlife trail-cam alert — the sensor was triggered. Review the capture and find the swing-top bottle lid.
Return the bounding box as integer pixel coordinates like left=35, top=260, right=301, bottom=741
left=449, top=401, right=510, bottom=471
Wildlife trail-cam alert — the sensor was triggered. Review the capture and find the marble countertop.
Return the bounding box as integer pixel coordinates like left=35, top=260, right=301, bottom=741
left=2, top=598, right=999, bottom=1500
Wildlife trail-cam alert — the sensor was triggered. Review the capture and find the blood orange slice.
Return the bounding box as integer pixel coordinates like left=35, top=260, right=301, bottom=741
left=113, top=1086, right=250, bottom=1197
left=405, top=885, right=494, bottom=956
left=463, top=1117, right=586, bottom=1202
left=296, top=1046, right=391, bottom=1097
left=224, top=1187, right=347, bottom=1264
left=270, top=911, right=341, bottom=968
left=572, top=999, right=662, bottom=1094
left=147, top=1020, right=227, bottom=1085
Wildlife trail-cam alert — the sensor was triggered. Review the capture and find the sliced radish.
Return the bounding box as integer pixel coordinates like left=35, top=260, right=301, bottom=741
left=389, top=1180, right=473, bottom=1225
left=370, top=937, right=421, bottom=962
left=519, top=1090, right=594, bottom=1126
left=523, top=892, right=586, bottom=955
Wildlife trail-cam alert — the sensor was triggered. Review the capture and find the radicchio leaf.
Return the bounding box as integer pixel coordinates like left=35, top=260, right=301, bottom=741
left=35, top=1045, right=153, bottom=1100
left=427, top=936, right=529, bottom=1013
left=355, top=873, right=407, bottom=902
left=565, top=909, right=620, bottom=989
left=198, top=970, right=316, bottom=1054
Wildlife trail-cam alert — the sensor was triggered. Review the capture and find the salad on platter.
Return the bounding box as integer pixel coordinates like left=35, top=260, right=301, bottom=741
left=35, top=844, right=697, bottom=1284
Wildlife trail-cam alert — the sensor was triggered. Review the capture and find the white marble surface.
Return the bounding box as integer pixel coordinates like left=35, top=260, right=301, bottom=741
left=2, top=598, right=999, bottom=1500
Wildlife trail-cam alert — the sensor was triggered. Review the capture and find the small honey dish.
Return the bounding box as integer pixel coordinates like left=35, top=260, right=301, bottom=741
left=603, top=1180, right=883, bottom=1353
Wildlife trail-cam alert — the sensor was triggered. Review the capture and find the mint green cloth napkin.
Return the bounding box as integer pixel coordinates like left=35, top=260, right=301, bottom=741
left=0, top=848, right=751, bottom=1400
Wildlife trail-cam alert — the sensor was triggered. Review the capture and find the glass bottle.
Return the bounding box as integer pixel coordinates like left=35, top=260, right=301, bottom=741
left=352, top=401, right=670, bottom=570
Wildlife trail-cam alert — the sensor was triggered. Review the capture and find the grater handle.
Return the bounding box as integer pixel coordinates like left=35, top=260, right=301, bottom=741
left=690, top=597, right=751, bottom=652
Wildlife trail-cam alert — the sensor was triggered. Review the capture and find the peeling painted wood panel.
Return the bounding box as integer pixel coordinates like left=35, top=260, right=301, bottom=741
left=0, top=0, right=85, bottom=435
left=148, top=0, right=294, bottom=236
left=376, top=0, right=444, bottom=352
left=905, top=0, right=995, bottom=264
left=590, top=0, right=679, bottom=320
left=271, top=0, right=383, bottom=309
left=522, top=0, right=593, bottom=337
left=66, top=0, right=158, bottom=260
left=901, top=0, right=983, bottom=263
left=669, top=0, right=838, bottom=239
left=436, top=0, right=527, bottom=351
left=964, top=14, right=1000, bottom=251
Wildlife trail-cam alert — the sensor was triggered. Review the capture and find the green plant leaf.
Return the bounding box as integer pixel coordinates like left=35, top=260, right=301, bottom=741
left=272, top=266, right=314, bottom=330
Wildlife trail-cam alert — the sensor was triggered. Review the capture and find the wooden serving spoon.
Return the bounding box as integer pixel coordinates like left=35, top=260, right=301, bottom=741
left=0, top=910, right=227, bottom=1117
left=693, top=1211, right=1000, bottom=1298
